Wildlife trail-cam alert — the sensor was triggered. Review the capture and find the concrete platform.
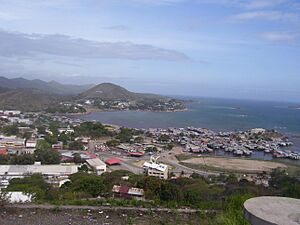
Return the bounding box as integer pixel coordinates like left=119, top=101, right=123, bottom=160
left=244, top=196, right=300, bottom=225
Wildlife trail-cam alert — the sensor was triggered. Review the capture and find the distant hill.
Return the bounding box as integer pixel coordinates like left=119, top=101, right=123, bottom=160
left=79, top=83, right=166, bottom=101
left=0, top=76, right=92, bottom=95
left=0, top=77, right=184, bottom=112
left=0, top=89, right=62, bottom=111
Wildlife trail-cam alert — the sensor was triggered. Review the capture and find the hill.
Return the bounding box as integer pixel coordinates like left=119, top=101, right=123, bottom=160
left=0, top=76, right=92, bottom=95
left=79, top=83, right=166, bottom=101
left=0, top=89, right=62, bottom=111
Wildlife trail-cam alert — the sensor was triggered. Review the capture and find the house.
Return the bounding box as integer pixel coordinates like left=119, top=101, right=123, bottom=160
left=86, top=157, right=107, bottom=175
left=105, top=158, right=122, bottom=166
left=58, top=127, right=75, bottom=134
left=0, top=136, right=25, bottom=148
left=26, top=140, right=37, bottom=148
left=52, top=142, right=63, bottom=150
left=143, top=156, right=168, bottom=180
left=3, top=110, right=21, bottom=116
left=0, top=149, right=7, bottom=155
left=15, top=148, right=36, bottom=155
left=112, top=185, right=144, bottom=200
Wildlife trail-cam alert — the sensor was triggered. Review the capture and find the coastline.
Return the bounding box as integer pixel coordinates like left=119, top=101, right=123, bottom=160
left=64, top=106, right=188, bottom=116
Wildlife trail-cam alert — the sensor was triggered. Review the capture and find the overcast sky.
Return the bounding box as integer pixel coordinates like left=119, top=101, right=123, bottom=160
left=0, top=0, right=299, bottom=102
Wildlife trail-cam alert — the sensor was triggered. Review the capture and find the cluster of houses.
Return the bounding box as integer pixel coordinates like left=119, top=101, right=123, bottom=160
left=0, top=136, right=37, bottom=155
left=147, top=127, right=299, bottom=160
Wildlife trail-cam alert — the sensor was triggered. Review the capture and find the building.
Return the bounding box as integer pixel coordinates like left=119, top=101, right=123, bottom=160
left=112, top=185, right=144, bottom=200
left=105, top=158, right=122, bottom=166
left=86, top=157, right=107, bottom=175
left=3, top=110, right=21, bottom=116
left=52, top=142, right=63, bottom=150
left=58, top=127, right=75, bottom=134
left=25, top=140, right=37, bottom=148
left=143, top=156, right=168, bottom=180
left=0, top=163, right=78, bottom=188
left=0, top=136, right=25, bottom=148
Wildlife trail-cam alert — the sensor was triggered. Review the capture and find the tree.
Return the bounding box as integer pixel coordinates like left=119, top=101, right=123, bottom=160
left=106, top=139, right=120, bottom=147
left=66, top=173, right=106, bottom=197
left=35, top=149, right=61, bottom=164
left=11, top=154, right=35, bottom=165
left=116, top=128, right=134, bottom=143
left=36, top=140, right=51, bottom=151
left=72, top=153, right=82, bottom=164
left=69, top=140, right=84, bottom=150
left=74, top=122, right=110, bottom=138
left=7, top=174, right=52, bottom=201
left=2, top=124, right=19, bottom=136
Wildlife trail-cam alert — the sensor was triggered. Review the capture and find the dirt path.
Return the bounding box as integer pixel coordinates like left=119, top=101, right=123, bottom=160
left=182, top=157, right=287, bottom=173
left=0, top=204, right=217, bottom=225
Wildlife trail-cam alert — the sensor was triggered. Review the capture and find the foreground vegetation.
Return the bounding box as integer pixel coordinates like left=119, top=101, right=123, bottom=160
left=4, top=168, right=300, bottom=225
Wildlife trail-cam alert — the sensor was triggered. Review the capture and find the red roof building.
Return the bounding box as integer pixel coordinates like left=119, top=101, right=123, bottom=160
left=105, top=158, right=122, bottom=166
left=0, top=149, right=8, bottom=155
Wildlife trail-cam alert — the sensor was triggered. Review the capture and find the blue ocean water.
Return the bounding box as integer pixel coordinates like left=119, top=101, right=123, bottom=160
left=80, top=98, right=300, bottom=135
left=79, top=97, right=300, bottom=164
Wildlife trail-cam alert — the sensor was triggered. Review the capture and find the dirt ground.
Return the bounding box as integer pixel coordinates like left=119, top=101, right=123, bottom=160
left=182, top=156, right=287, bottom=172
left=0, top=207, right=204, bottom=225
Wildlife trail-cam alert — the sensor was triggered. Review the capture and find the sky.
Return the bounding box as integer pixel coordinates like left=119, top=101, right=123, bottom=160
left=0, top=0, right=299, bottom=102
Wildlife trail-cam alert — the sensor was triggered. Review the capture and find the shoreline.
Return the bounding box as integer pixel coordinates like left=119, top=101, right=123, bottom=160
left=65, top=107, right=189, bottom=117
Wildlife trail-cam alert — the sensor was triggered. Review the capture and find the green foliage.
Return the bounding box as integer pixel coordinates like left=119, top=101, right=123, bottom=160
left=72, top=153, right=83, bottom=164
left=45, top=134, right=58, bottom=145
left=106, top=139, right=120, bottom=147
left=7, top=174, right=51, bottom=201
left=63, top=173, right=106, bottom=197
left=69, top=140, right=84, bottom=150
left=269, top=169, right=300, bottom=198
left=164, top=143, right=174, bottom=150
left=1, top=124, right=19, bottom=136
left=158, top=134, right=170, bottom=142
left=116, top=128, right=134, bottom=143
left=35, top=148, right=61, bottom=164
left=58, top=132, right=71, bottom=145
left=46, top=104, right=86, bottom=114
left=74, top=122, right=111, bottom=138
left=10, top=154, right=35, bottom=165
left=219, top=194, right=252, bottom=225
left=145, top=146, right=158, bottom=153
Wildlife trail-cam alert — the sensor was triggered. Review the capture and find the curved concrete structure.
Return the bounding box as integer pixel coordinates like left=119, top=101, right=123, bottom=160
left=244, top=196, right=300, bottom=225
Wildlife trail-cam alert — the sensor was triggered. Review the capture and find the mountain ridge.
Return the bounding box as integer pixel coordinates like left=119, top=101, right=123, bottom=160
left=0, top=76, right=92, bottom=95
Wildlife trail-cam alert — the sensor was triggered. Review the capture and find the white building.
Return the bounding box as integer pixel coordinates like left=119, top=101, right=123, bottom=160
left=3, top=110, right=21, bottom=116
left=86, top=158, right=107, bottom=175
left=58, top=127, right=75, bottom=134
left=0, top=163, right=78, bottom=188
left=25, top=140, right=37, bottom=148
left=143, top=156, right=168, bottom=180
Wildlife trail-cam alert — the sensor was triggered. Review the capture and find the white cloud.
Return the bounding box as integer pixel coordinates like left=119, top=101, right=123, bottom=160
left=0, top=11, right=20, bottom=20
left=261, top=32, right=297, bottom=42
left=0, top=30, right=190, bottom=61
left=102, top=25, right=131, bottom=31
left=232, top=10, right=299, bottom=21
left=244, top=0, right=287, bottom=9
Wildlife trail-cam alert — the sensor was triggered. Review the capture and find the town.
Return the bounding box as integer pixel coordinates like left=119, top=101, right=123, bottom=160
left=0, top=109, right=299, bottom=189
left=0, top=108, right=300, bottom=224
